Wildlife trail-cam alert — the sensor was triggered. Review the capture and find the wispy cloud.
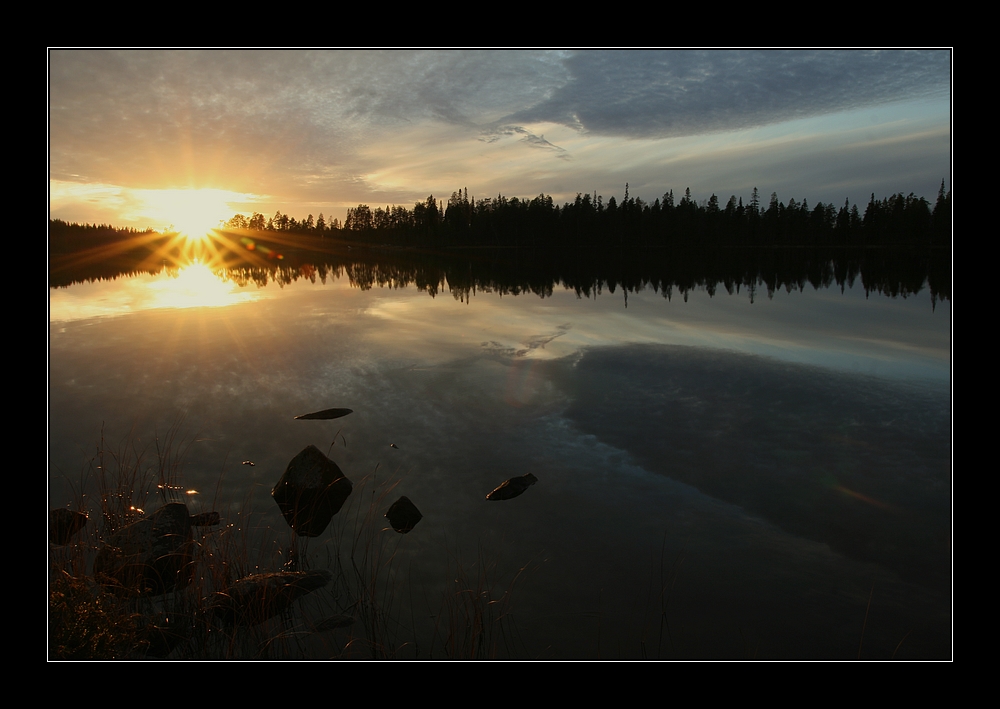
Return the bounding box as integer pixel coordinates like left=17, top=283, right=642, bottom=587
left=480, top=125, right=570, bottom=159
left=505, top=50, right=950, bottom=138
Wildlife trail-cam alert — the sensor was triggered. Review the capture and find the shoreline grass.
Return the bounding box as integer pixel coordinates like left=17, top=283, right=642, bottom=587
left=49, top=428, right=530, bottom=660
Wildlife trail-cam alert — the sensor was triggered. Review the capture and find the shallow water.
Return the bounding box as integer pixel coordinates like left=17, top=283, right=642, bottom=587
left=48, top=262, right=951, bottom=658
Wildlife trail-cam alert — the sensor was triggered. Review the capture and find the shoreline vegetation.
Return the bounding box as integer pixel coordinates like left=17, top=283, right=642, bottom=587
left=49, top=428, right=527, bottom=660
left=52, top=182, right=952, bottom=252
left=48, top=185, right=951, bottom=306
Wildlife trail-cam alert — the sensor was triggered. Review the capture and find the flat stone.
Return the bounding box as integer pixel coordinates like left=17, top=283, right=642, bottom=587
left=312, top=615, right=355, bottom=632
left=294, top=408, right=353, bottom=420
left=94, top=503, right=195, bottom=595
left=486, top=473, right=538, bottom=501
left=211, top=570, right=332, bottom=627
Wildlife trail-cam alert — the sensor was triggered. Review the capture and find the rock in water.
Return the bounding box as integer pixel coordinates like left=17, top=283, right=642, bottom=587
left=94, top=503, right=219, bottom=595
left=385, top=496, right=422, bottom=533
left=140, top=613, right=194, bottom=658
left=211, top=570, right=332, bottom=627
left=312, top=615, right=355, bottom=632
left=272, top=445, right=353, bottom=537
left=486, top=473, right=539, bottom=501
left=50, top=508, right=88, bottom=545
left=294, top=408, right=353, bottom=420
left=189, top=511, right=220, bottom=526
left=312, top=615, right=354, bottom=633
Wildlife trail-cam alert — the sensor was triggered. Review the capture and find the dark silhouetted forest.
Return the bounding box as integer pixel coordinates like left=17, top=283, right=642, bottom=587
left=218, top=181, right=951, bottom=248
left=49, top=182, right=951, bottom=306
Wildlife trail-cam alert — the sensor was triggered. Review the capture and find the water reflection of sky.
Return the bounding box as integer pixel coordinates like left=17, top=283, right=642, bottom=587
left=49, top=263, right=266, bottom=321
left=52, top=263, right=949, bottom=379
left=48, top=267, right=951, bottom=658
left=364, top=278, right=950, bottom=382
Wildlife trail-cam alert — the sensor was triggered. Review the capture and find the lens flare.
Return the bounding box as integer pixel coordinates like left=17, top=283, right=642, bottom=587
left=141, top=188, right=244, bottom=239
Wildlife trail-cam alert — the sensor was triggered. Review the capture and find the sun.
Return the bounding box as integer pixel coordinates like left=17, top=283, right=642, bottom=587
left=138, top=188, right=245, bottom=240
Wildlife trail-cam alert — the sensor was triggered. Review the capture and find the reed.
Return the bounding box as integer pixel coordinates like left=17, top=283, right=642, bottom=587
left=431, top=542, right=532, bottom=659
left=49, top=428, right=530, bottom=660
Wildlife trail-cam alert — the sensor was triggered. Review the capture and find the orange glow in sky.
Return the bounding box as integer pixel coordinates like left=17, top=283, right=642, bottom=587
left=49, top=181, right=258, bottom=234
left=140, top=188, right=246, bottom=237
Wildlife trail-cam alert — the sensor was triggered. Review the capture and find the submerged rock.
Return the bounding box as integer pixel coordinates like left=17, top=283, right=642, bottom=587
left=312, top=615, right=355, bottom=632
left=486, top=473, right=539, bottom=501
left=211, top=570, right=332, bottom=628
left=385, top=496, right=422, bottom=533
left=189, top=511, right=220, bottom=526
left=94, top=502, right=220, bottom=596
left=294, top=408, right=353, bottom=420
left=50, top=508, right=88, bottom=546
left=272, top=445, right=353, bottom=537
left=141, top=613, right=194, bottom=658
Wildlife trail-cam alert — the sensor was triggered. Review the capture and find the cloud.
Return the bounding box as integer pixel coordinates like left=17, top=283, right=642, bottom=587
left=49, top=50, right=569, bottom=187
left=480, top=125, right=569, bottom=159
left=53, top=50, right=948, bottom=178
left=504, top=49, right=951, bottom=138
left=48, top=50, right=950, bottom=217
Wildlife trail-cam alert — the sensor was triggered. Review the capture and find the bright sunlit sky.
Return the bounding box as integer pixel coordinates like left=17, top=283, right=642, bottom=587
left=49, top=49, right=952, bottom=231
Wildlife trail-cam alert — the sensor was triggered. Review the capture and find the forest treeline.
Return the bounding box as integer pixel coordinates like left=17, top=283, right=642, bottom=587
left=49, top=221, right=157, bottom=254
left=49, top=182, right=951, bottom=301
left=221, top=182, right=952, bottom=248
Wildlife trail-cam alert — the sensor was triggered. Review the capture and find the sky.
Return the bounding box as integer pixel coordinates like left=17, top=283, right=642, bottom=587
left=48, top=49, right=952, bottom=230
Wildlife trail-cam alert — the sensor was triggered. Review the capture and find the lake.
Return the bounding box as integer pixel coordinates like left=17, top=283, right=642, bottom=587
left=48, top=247, right=951, bottom=659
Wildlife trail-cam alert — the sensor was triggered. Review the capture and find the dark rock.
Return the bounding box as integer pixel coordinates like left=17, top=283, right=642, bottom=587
left=94, top=503, right=194, bottom=595
left=385, top=496, right=422, bottom=533
left=486, top=473, right=539, bottom=501
left=211, top=570, right=332, bottom=628
left=141, top=613, right=193, bottom=658
left=50, top=508, right=88, bottom=545
left=294, top=408, right=353, bottom=420
left=94, top=503, right=219, bottom=595
left=272, top=445, right=353, bottom=537
left=313, top=615, right=355, bottom=632
left=189, top=511, right=220, bottom=527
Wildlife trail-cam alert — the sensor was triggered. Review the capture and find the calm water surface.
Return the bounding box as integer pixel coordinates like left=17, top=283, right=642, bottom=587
left=48, top=263, right=951, bottom=658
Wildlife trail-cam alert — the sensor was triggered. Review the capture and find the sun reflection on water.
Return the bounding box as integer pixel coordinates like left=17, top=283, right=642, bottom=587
left=147, top=261, right=252, bottom=309
left=49, top=261, right=263, bottom=322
